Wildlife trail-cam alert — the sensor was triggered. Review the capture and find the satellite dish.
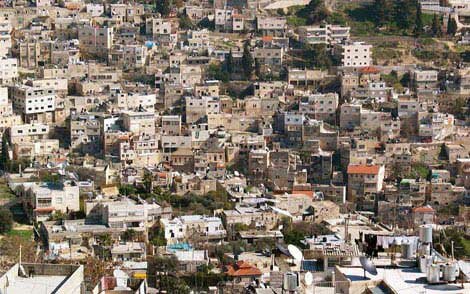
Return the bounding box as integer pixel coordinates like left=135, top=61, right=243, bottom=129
left=360, top=256, right=378, bottom=277
left=288, top=244, right=303, bottom=262
left=304, top=272, right=313, bottom=286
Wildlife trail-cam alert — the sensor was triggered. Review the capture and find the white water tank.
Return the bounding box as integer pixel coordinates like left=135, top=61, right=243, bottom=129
left=427, top=264, right=440, bottom=284
left=401, top=242, right=413, bottom=259
left=283, top=272, right=299, bottom=292
left=419, top=225, right=433, bottom=243
left=443, top=262, right=458, bottom=282
left=419, top=255, right=432, bottom=273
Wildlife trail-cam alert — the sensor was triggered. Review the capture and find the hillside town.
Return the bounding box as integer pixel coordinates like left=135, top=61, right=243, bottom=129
left=0, top=0, right=468, bottom=292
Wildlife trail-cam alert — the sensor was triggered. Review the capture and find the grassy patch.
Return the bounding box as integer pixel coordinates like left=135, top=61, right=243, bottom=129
left=6, top=229, right=33, bottom=240
left=0, top=181, right=15, bottom=200
left=463, top=238, right=470, bottom=255
left=373, top=47, right=402, bottom=62
left=454, top=44, right=470, bottom=53
left=287, top=15, right=307, bottom=27
left=421, top=13, right=434, bottom=27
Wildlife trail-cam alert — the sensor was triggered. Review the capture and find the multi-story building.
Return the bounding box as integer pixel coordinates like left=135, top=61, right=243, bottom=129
left=338, top=42, right=372, bottom=67
left=161, top=215, right=226, bottom=244
left=256, top=16, right=286, bottom=36
left=9, top=122, right=49, bottom=144
left=185, top=96, right=221, bottom=124
left=18, top=181, right=80, bottom=222
left=0, top=57, right=17, bottom=84
left=298, top=24, right=350, bottom=45
left=299, top=93, right=339, bottom=124
left=122, top=111, right=156, bottom=136
left=10, top=85, right=56, bottom=123
left=69, top=113, right=101, bottom=154
left=347, top=164, right=385, bottom=202
left=78, top=26, right=114, bottom=57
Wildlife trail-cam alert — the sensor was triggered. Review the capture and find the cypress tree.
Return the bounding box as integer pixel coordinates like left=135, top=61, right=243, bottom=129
left=431, top=14, right=442, bottom=37
left=155, top=0, right=171, bottom=16
left=414, top=0, right=423, bottom=36
left=0, top=131, right=9, bottom=171
left=242, top=42, right=253, bottom=80
left=225, top=49, right=233, bottom=75
left=447, top=17, right=457, bottom=36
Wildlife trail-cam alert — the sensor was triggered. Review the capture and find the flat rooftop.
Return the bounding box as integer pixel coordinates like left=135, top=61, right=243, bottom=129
left=0, top=263, right=83, bottom=294
left=6, top=275, right=67, bottom=294
left=337, top=266, right=470, bottom=294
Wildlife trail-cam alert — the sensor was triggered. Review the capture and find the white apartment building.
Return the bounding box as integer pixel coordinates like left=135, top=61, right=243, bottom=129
left=0, top=86, right=12, bottom=116
left=10, top=85, right=56, bottom=122
left=257, top=16, right=287, bottom=35
left=10, top=123, right=49, bottom=144
left=113, top=91, right=156, bottom=112
left=122, top=111, right=156, bottom=136
left=86, top=3, right=104, bottom=17
left=419, top=112, right=455, bottom=141
left=161, top=215, right=226, bottom=244
left=161, top=217, right=186, bottom=244
left=85, top=197, right=167, bottom=229
left=214, top=9, right=234, bottom=32
left=0, top=58, right=18, bottom=84
left=298, top=25, right=350, bottom=45
left=20, top=181, right=80, bottom=222
left=339, top=42, right=372, bottom=67
left=181, top=215, right=226, bottom=240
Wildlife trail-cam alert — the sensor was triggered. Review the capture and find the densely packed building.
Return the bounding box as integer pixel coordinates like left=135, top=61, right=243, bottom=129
left=0, top=0, right=468, bottom=292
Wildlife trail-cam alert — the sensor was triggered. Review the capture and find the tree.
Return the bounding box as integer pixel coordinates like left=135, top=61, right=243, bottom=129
left=373, top=0, right=391, bottom=26
left=148, top=256, right=189, bottom=292
left=0, top=131, right=8, bottom=171
left=149, top=223, right=167, bottom=246
left=447, top=17, right=457, bottom=36
left=242, top=42, right=253, bottom=80
left=143, top=172, right=152, bottom=193
left=400, top=72, right=411, bottom=87
left=413, top=0, right=423, bottom=36
left=394, top=0, right=415, bottom=31
left=49, top=210, right=66, bottom=221
left=432, top=14, right=442, bottom=37
left=207, top=63, right=229, bottom=82
left=119, top=184, right=137, bottom=196
left=298, top=0, right=329, bottom=24
left=436, top=228, right=470, bottom=259
left=303, top=43, right=333, bottom=69
left=121, top=229, right=138, bottom=242
left=155, top=0, right=170, bottom=16
left=254, top=58, right=262, bottom=79
left=179, top=12, right=194, bottom=30
left=225, top=49, right=233, bottom=75
left=0, top=208, right=13, bottom=233
left=99, top=233, right=113, bottom=247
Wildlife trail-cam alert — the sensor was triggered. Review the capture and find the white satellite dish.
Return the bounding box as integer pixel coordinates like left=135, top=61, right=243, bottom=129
left=304, top=272, right=313, bottom=286
left=287, top=244, right=303, bottom=262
